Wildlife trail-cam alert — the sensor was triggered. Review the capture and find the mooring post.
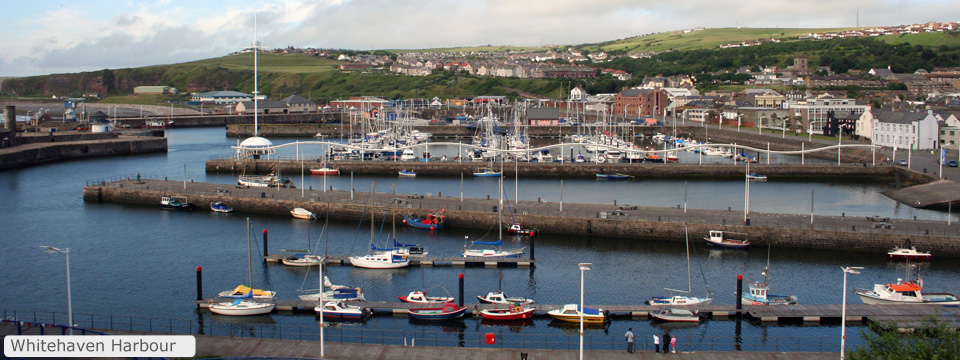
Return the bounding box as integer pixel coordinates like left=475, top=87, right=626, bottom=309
left=458, top=273, right=464, bottom=307
left=262, top=229, right=269, bottom=262
left=736, top=274, right=743, bottom=310
left=529, top=236, right=535, bottom=261
left=195, top=266, right=203, bottom=307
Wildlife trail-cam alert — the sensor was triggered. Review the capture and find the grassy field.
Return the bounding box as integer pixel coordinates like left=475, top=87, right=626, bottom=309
left=177, top=53, right=341, bottom=74
left=584, top=27, right=862, bottom=53
left=390, top=45, right=543, bottom=54
left=877, top=32, right=960, bottom=47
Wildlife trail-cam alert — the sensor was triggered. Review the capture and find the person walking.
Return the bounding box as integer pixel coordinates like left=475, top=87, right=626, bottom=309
left=662, top=331, right=671, bottom=354
left=670, top=335, right=677, bottom=353
left=624, top=328, right=635, bottom=354
left=653, top=333, right=660, bottom=353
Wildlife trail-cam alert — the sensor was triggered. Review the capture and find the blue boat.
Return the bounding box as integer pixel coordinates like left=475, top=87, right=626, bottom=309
left=398, top=169, right=417, bottom=177
left=407, top=302, right=467, bottom=320
left=403, top=212, right=445, bottom=230
left=595, top=173, right=633, bottom=180
left=210, top=201, right=233, bottom=213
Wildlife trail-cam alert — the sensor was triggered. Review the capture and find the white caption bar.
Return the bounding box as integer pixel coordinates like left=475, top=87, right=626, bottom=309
left=4, top=335, right=196, bottom=357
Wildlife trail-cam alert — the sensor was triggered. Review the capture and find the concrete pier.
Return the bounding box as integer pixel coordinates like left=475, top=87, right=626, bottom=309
left=82, top=179, right=960, bottom=256
left=0, top=136, right=167, bottom=170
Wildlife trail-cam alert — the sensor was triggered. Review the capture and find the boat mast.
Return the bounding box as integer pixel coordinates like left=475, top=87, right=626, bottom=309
left=498, top=157, right=504, bottom=240
left=247, top=217, right=253, bottom=288
left=685, top=226, right=691, bottom=295
left=370, top=181, right=376, bottom=254
left=763, top=242, right=772, bottom=286
left=253, top=13, right=259, bottom=137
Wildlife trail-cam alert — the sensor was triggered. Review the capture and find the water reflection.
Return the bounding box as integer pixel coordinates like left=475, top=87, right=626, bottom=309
left=547, top=319, right=610, bottom=334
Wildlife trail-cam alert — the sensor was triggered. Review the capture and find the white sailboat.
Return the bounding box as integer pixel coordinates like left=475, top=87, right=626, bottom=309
left=462, top=167, right=525, bottom=258
left=348, top=182, right=410, bottom=269
left=648, top=226, right=713, bottom=306
left=209, top=217, right=276, bottom=316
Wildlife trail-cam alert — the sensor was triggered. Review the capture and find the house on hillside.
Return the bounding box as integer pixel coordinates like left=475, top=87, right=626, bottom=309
left=864, top=109, right=939, bottom=150
left=281, top=94, right=316, bottom=113
left=613, top=87, right=669, bottom=117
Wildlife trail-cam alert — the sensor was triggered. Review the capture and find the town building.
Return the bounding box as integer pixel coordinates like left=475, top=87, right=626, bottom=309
left=281, top=94, right=316, bottom=113
left=613, top=87, right=669, bottom=117
left=235, top=100, right=289, bottom=114
left=525, top=107, right=561, bottom=125
left=865, top=109, right=939, bottom=150
left=192, top=91, right=255, bottom=104
left=787, top=96, right=868, bottom=134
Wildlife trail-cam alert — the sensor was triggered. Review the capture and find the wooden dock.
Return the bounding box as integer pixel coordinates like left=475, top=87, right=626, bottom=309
left=263, top=254, right=533, bottom=267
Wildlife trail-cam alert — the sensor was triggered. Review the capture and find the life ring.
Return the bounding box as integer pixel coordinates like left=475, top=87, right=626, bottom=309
left=513, top=306, right=522, bottom=313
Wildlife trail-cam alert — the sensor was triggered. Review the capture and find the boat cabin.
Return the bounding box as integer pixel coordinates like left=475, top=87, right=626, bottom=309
left=749, top=283, right=769, bottom=301
left=879, top=281, right=923, bottom=301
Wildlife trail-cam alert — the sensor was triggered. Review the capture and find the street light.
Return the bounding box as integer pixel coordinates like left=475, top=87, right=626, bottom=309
left=578, top=262, right=592, bottom=360
left=841, top=266, right=864, bottom=360
left=41, top=246, right=72, bottom=335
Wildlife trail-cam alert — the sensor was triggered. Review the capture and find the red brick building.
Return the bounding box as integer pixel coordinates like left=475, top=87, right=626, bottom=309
left=613, top=88, right=670, bottom=117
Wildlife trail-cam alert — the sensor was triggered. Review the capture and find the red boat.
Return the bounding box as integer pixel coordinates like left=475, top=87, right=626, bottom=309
left=309, top=166, right=340, bottom=176
left=506, top=223, right=537, bottom=236
left=480, top=306, right=536, bottom=321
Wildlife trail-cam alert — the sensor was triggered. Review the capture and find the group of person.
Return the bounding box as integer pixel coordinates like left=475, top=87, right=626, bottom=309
left=624, top=328, right=676, bottom=354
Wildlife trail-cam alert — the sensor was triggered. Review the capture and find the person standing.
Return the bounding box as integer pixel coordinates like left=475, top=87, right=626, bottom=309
left=653, top=333, right=660, bottom=353
left=624, top=328, right=635, bottom=354
left=670, top=335, right=677, bottom=353
left=662, top=331, right=672, bottom=354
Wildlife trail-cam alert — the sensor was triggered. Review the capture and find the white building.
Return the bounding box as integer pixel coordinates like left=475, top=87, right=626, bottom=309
left=787, top=96, right=868, bottom=134
left=192, top=91, right=262, bottom=104
left=569, top=86, right=588, bottom=101
left=868, top=109, right=939, bottom=150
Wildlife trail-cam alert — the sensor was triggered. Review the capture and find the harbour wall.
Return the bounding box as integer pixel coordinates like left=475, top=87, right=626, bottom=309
left=82, top=182, right=960, bottom=256
left=0, top=137, right=168, bottom=170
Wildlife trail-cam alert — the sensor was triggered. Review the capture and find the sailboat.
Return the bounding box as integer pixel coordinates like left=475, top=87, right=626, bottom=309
left=648, top=226, right=713, bottom=306
left=742, top=243, right=799, bottom=305
left=209, top=218, right=276, bottom=315
left=462, top=169, right=525, bottom=258
left=348, top=182, right=410, bottom=269
left=282, top=222, right=322, bottom=267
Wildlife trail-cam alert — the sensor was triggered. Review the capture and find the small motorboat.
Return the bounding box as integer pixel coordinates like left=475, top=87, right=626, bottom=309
left=644, top=153, right=664, bottom=163
left=473, top=169, right=502, bottom=177
left=399, top=291, right=454, bottom=304
left=887, top=246, right=931, bottom=261
left=291, top=207, right=316, bottom=220
left=407, top=302, right=467, bottom=320
left=315, top=301, right=369, bottom=320
left=650, top=308, right=701, bottom=323
left=281, top=254, right=322, bottom=267
left=480, top=306, right=536, bottom=321
left=477, top=291, right=535, bottom=305
left=704, top=230, right=749, bottom=249
left=665, top=152, right=680, bottom=163
left=159, top=195, right=193, bottom=210
left=210, top=201, right=233, bottom=213
left=747, top=172, right=768, bottom=181
left=309, top=166, right=340, bottom=176
left=403, top=211, right=445, bottom=230
left=506, top=223, right=537, bottom=236
left=547, top=304, right=607, bottom=324
left=595, top=173, right=633, bottom=180
left=398, top=169, right=417, bottom=177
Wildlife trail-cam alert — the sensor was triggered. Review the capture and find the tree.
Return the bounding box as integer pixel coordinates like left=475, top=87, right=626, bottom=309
left=850, top=317, right=960, bottom=360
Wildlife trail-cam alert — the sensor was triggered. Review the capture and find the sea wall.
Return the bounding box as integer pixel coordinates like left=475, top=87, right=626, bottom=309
left=0, top=137, right=167, bottom=170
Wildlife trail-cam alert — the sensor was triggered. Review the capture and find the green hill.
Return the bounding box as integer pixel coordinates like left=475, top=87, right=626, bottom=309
left=580, top=27, right=860, bottom=53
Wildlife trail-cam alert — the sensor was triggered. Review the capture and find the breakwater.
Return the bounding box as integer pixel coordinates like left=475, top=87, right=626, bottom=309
left=82, top=179, right=960, bottom=256
left=205, top=159, right=931, bottom=183
left=0, top=136, right=167, bottom=170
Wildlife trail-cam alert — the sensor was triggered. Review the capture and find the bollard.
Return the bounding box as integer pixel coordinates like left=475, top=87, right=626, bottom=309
left=438, top=191, right=441, bottom=197
left=487, top=195, right=490, bottom=200
left=614, top=200, right=617, bottom=206
left=309, top=186, right=312, bottom=190
left=529, top=236, right=535, bottom=261
left=458, top=273, right=464, bottom=307
left=736, top=274, right=743, bottom=310
left=262, top=229, right=269, bottom=262
left=196, top=266, right=203, bottom=306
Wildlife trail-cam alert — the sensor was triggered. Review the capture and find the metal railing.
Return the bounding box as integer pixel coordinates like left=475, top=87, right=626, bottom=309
left=3, top=309, right=848, bottom=352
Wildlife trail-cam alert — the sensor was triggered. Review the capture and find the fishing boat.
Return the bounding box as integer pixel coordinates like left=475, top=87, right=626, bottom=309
left=649, top=226, right=714, bottom=306
left=473, top=168, right=502, bottom=177
left=704, top=230, right=749, bottom=249
left=314, top=301, right=369, bottom=320
left=855, top=272, right=960, bottom=305
left=480, top=306, right=536, bottom=321
left=209, top=201, right=233, bottom=213
left=644, top=153, right=664, bottom=163
left=547, top=304, right=607, bottom=324
left=747, top=172, right=768, bottom=181
left=888, top=246, right=931, bottom=261
left=297, top=276, right=365, bottom=302
left=309, top=166, right=340, bottom=176
left=399, top=290, right=454, bottom=304
left=159, top=195, right=193, bottom=210
left=595, top=173, right=633, bottom=180
left=290, top=207, right=316, bottom=220
left=398, top=169, right=417, bottom=177
left=407, top=303, right=467, bottom=320
left=403, top=211, right=445, bottom=230
left=742, top=245, right=798, bottom=305
left=477, top=291, right=535, bottom=305
left=650, top=308, right=701, bottom=323
left=506, top=223, right=537, bottom=236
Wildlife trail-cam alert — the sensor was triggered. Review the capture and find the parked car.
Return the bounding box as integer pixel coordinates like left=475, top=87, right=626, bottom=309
left=896, top=159, right=908, bottom=166
left=949, top=160, right=958, bottom=167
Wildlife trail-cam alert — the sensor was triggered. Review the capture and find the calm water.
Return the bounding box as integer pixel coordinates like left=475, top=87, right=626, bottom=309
left=2, top=128, right=958, bottom=351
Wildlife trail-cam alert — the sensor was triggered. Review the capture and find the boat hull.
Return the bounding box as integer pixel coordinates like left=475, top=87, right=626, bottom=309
left=547, top=313, right=605, bottom=323
left=208, top=301, right=275, bottom=316
left=309, top=169, right=340, bottom=176
left=407, top=307, right=467, bottom=320
left=650, top=310, right=700, bottom=323
left=741, top=295, right=799, bottom=305
left=889, top=254, right=932, bottom=261
left=403, top=214, right=444, bottom=230
left=348, top=256, right=409, bottom=269
left=856, top=291, right=960, bottom=305
left=704, top=237, right=749, bottom=249
left=480, top=308, right=536, bottom=321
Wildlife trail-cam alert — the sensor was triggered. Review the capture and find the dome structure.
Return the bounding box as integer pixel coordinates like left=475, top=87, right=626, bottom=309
left=235, top=136, right=275, bottom=159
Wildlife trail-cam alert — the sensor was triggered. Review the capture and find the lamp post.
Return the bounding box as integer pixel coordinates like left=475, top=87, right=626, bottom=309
left=41, top=246, right=72, bottom=335
left=841, top=266, right=863, bottom=360
left=578, top=262, right=592, bottom=360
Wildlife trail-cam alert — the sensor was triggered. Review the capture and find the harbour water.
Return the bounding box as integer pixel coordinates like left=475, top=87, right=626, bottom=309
left=2, top=128, right=958, bottom=351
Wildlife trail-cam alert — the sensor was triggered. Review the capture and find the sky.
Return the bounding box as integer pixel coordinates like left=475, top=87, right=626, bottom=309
left=2, top=0, right=958, bottom=77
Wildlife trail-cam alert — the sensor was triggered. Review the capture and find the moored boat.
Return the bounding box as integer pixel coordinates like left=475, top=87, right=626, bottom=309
left=650, top=308, right=700, bottom=323
left=314, top=301, right=369, bottom=320
left=480, top=306, right=536, bottom=321
left=855, top=272, right=960, bottom=305
left=595, top=173, right=633, bottom=180
left=398, top=169, right=417, bottom=177
left=159, top=195, right=193, bottom=210
left=347, top=251, right=409, bottom=269
left=210, top=201, right=233, bottom=213
left=473, top=169, right=502, bottom=177
left=477, top=291, right=535, bottom=305
left=407, top=303, right=467, bottom=320
left=704, top=230, right=749, bottom=249
left=290, top=207, right=316, bottom=220
left=403, top=211, right=445, bottom=230
left=547, top=304, right=607, bottom=323
left=281, top=254, right=322, bottom=267
left=309, top=166, right=340, bottom=176
left=208, top=296, right=275, bottom=316
left=238, top=173, right=294, bottom=188
left=888, top=246, right=931, bottom=261
left=218, top=284, right=277, bottom=299
left=747, top=172, right=768, bottom=181
left=462, top=239, right=525, bottom=258
left=297, top=276, right=365, bottom=302
left=399, top=291, right=454, bottom=304
left=506, top=223, right=537, bottom=236
left=647, top=295, right=712, bottom=306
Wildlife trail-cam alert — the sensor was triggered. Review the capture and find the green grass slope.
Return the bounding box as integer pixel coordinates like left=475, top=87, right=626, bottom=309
left=583, top=27, right=860, bottom=53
